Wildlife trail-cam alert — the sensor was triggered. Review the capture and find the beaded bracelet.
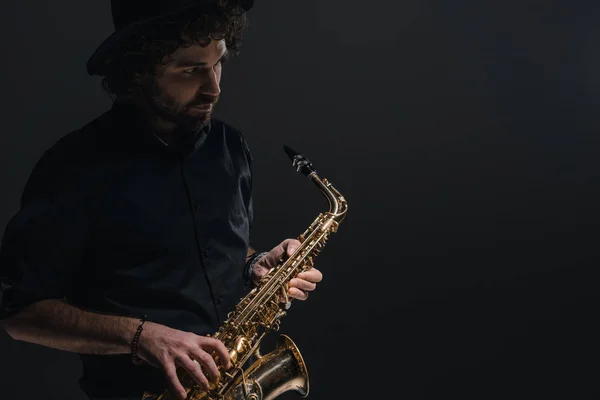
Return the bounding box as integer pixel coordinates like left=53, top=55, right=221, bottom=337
left=131, top=314, right=148, bottom=366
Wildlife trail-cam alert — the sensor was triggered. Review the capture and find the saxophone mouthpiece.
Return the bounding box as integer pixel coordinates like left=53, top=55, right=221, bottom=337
left=283, top=145, right=299, bottom=161
left=283, top=145, right=316, bottom=177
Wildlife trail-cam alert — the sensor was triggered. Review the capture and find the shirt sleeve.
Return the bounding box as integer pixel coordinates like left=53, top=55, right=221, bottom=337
left=0, top=145, right=90, bottom=320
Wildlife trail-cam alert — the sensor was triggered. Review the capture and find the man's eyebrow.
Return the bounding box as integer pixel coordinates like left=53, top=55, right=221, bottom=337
left=174, top=59, right=207, bottom=67
left=173, top=50, right=230, bottom=67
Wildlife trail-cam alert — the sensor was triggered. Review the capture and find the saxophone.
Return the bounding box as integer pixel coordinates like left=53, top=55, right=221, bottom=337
left=145, top=146, right=348, bottom=400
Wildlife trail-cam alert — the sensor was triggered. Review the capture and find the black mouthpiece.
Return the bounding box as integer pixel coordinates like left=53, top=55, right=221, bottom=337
left=283, top=145, right=316, bottom=177
left=283, top=145, right=298, bottom=161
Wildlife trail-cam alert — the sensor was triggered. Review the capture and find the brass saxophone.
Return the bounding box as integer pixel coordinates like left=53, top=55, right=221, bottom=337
left=145, top=146, right=348, bottom=400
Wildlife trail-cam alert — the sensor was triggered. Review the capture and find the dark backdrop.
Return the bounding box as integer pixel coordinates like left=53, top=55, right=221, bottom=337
left=1, top=1, right=600, bottom=399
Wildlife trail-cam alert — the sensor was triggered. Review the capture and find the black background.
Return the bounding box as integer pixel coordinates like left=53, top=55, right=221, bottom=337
left=2, top=1, right=600, bottom=399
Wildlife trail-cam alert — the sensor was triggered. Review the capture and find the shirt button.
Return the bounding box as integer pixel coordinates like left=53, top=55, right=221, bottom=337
left=216, top=295, right=223, bottom=305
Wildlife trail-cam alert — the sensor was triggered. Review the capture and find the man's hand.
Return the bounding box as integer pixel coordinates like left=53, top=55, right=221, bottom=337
left=137, top=322, right=231, bottom=400
left=251, top=238, right=323, bottom=301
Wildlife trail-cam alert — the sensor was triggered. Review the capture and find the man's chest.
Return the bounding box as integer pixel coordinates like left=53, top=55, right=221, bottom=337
left=87, top=156, right=251, bottom=266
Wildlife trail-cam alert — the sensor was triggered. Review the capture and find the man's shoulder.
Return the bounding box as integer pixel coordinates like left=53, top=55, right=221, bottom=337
left=21, top=109, right=116, bottom=202
left=211, top=117, right=245, bottom=137
left=210, top=118, right=252, bottom=153
left=49, top=109, right=114, bottom=156
left=31, top=109, right=115, bottom=180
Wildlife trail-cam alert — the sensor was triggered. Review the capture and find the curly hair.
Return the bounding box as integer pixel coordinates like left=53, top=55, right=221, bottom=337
left=101, top=0, right=248, bottom=100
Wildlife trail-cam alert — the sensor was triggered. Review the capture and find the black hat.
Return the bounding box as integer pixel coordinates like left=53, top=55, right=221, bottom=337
left=87, top=0, right=254, bottom=76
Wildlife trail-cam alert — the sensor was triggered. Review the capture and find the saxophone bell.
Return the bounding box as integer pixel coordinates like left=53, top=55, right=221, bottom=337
left=225, top=335, right=309, bottom=400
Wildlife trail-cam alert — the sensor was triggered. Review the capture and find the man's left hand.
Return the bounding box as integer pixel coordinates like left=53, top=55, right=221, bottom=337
left=251, top=238, right=323, bottom=301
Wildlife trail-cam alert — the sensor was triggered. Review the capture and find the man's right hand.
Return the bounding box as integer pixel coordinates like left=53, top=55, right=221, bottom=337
left=0, top=300, right=229, bottom=400
left=136, top=322, right=231, bottom=400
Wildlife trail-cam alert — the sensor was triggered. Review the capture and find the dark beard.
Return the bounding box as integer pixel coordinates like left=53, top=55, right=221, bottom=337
left=145, top=82, right=217, bottom=147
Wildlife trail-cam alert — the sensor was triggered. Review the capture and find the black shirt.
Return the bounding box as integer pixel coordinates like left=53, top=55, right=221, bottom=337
left=0, top=102, right=255, bottom=397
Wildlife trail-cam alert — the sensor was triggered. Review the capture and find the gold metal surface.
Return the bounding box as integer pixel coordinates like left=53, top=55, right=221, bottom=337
left=144, top=152, right=348, bottom=400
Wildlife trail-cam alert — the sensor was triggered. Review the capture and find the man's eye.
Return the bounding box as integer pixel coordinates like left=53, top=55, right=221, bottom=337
left=183, top=67, right=197, bottom=75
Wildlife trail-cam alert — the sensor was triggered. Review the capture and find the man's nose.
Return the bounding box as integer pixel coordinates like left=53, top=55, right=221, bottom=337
left=200, top=69, right=220, bottom=98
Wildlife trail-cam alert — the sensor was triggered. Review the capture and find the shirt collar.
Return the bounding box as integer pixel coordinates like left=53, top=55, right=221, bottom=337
left=110, top=101, right=212, bottom=157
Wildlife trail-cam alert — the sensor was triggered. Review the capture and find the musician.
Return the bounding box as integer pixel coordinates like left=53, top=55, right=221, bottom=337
left=0, top=1, right=322, bottom=399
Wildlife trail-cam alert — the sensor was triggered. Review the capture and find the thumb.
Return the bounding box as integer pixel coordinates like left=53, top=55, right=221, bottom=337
left=282, top=238, right=301, bottom=257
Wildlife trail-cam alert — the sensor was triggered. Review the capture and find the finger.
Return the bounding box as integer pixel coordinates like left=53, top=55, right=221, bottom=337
left=289, top=287, right=309, bottom=301
left=163, top=362, right=189, bottom=400
left=289, top=278, right=316, bottom=292
left=177, top=355, right=210, bottom=390
left=263, top=248, right=283, bottom=269
left=297, top=268, right=323, bottom=283
left=264, top=239, right=300, bottom=268
left=189, top=350, right=221, bottom=384
left=200, top=337, right=231, bottom=369
left=282, top=238, right=302, bottom=256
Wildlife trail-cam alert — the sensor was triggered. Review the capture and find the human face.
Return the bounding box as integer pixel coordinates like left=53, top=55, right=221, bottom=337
left=147, top=39, right=227, bottom=134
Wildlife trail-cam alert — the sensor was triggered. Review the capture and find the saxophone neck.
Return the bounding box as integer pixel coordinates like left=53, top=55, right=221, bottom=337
left=309, top=172, right=347, bottom=221
left=283, top=145, right=348, bottom=222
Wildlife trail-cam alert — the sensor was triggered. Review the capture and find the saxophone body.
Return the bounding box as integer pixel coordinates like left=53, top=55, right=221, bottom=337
left=146, top=146, right=348, bottom=400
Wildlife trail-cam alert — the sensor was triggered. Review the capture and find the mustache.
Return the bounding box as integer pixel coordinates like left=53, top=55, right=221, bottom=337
left=189, top=95, right=219, bottom=108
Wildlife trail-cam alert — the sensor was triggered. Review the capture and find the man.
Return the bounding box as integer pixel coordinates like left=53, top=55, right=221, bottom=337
left=0, top=1, right=323, bottom=399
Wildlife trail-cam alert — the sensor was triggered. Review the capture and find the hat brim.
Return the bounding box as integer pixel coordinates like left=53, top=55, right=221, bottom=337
left=86, top=1, right=254, bottom=76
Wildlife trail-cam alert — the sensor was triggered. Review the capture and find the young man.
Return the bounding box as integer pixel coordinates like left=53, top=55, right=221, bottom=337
left=0, top=1, right=323, bottom=399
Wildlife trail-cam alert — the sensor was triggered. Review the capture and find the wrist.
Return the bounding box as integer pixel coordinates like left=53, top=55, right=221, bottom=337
left=244, top=251, right=268, bottom=287
left=130, top=315, right=148, bottom=365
